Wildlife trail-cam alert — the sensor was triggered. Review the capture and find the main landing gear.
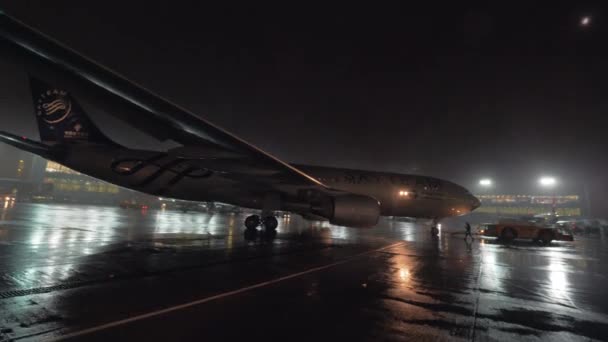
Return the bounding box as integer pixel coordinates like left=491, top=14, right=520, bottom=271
left=244, top=214, right=278, bottom=241
left=244, top=214, right=278, bottom=232
left=245, top=193, right=280, bottom=237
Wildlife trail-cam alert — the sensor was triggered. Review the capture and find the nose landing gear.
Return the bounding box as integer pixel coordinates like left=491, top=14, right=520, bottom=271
left=430, top=219, right=439, bottom=236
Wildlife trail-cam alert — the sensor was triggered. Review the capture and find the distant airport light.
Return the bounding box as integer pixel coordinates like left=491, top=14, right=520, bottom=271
left=398, top=190, right=409, bottom=197
left=539, top=177, right=557, bottom=187
left=479, top=179, right=492, bottom=187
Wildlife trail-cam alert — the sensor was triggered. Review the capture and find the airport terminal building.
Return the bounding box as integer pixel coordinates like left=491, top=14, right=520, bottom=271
left=474, top=194, right=584, bottom=217
left=0, top=145, right=131, bottom=204
left=43, top=161, right=122, bottom=204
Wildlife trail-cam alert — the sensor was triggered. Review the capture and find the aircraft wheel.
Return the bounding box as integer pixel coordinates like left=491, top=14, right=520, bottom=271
left=245, top=215, right=261, bottom=230
left=263, top=216, right=278, bottom=231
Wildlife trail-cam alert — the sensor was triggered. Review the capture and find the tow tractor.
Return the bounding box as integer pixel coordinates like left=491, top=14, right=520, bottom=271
left=478, top=220, right=574, bottom=244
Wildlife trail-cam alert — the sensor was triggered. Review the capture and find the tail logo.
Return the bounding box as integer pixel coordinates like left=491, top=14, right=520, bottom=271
left=36, top=89, right=72, bottom=125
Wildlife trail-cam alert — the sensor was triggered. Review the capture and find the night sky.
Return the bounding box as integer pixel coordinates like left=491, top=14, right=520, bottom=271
left=0, top=2, right=607, bottom=211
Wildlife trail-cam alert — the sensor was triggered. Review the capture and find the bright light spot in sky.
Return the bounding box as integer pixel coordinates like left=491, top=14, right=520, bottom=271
left=581, top=16, right=591, bottom=26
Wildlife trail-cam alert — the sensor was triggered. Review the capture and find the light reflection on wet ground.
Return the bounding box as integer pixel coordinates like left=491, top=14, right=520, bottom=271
left=0, top=204, right=607, bottom=341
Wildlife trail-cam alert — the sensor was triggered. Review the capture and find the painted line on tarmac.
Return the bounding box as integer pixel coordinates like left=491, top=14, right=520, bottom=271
left=51, top=241, right=405, bottom=341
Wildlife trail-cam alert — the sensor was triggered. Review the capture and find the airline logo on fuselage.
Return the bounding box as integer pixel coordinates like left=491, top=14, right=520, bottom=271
left=36, top=89, right=72, bottom=124
left=341, top=173, right=441, bottom=190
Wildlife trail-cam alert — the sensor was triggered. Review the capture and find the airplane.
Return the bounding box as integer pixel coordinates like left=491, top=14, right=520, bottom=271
left=0, top=11, right=480, bottom=235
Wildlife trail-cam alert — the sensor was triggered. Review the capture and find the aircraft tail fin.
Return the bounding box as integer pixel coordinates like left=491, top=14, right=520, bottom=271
left=29, top=77, right=117, bottom=146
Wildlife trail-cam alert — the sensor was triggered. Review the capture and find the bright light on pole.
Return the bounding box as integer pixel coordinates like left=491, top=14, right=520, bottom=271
left=539, top=177, right=556, bottom=187
left=479, top=179, right=492, bottom=187
left=539, top=176, right=558, bottom=216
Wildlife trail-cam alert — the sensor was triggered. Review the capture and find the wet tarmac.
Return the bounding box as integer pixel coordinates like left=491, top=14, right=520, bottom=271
left=0, top=203, right=607, bottom=341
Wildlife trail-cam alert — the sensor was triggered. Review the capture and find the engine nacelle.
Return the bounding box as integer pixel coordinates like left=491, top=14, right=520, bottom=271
left=329, top=194, right=381, bottom=228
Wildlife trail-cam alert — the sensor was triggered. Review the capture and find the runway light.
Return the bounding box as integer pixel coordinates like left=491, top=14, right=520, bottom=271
left=398, top=190, right=409, bottom=197
left=479, top=179, right=492, bottom=187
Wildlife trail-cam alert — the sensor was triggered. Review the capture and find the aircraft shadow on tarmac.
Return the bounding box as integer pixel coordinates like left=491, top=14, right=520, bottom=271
left=244, top=229, right=276, bottom=241
left=243, top=227, right=334, bottom=242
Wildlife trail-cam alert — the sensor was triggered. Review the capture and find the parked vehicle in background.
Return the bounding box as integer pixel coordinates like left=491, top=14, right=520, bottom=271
left=478, top=221, right=574, bottom=244
left=555, top=219, right=602, bottom=235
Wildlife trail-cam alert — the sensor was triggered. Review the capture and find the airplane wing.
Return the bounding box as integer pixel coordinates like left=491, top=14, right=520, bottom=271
left=0, top=11, right=323, bottom=189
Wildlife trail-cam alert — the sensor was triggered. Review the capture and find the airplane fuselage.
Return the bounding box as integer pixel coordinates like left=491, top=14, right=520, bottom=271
left=57, top=145, right=478, bottom=220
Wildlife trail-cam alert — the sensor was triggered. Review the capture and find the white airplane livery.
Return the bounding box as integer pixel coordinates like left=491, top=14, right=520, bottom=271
left=0, top=12, right=479, bottom=234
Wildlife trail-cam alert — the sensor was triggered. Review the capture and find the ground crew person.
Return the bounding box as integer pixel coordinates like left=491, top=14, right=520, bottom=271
left=464, top=221, right=473, bottom=241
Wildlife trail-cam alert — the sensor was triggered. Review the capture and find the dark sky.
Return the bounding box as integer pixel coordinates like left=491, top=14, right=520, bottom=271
left=0, top=2, right=607, bottom=204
